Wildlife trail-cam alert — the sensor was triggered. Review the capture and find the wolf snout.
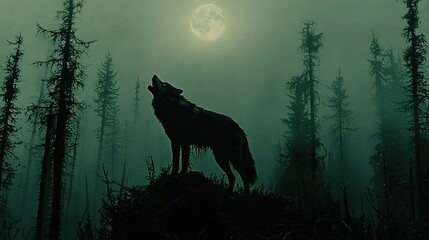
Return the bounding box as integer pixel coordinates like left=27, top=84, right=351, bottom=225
left=148, top=75, right=157, bottom=89
left=152, top=75, right=162, bottom=83
left=148, top=75, right=156, bottom=92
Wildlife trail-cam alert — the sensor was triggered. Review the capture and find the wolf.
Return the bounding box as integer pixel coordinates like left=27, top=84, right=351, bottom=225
left=148, top=75, right=257, bottom=192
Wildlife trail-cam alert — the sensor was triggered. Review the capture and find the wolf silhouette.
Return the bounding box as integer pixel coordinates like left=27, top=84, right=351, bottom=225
left=148, top=75, right=257, bottom=191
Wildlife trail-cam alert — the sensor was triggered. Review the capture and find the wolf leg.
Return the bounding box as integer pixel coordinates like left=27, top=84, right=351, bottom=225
left=180, top=145, right=190, bottom=174
left=213, top=149, right=236, bottom=191
left=231, top=136, right=250, bottom=193
left=238, top=172, right=250, bottom=194
left=171, top=141, right=180, bottom=174
left=234, top=147, right=250, bottom=193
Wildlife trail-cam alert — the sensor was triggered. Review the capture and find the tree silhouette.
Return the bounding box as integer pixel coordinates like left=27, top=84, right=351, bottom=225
left=369, top=32, right=386, bottom=101
left=64, top=117, right=80, bottom=236
left=93, top=52, right=119, bottom=210
left=369, top=33, right=414, bottom=236
left=402, top=0, right=428, bottom=225
left=326, top=69, right=354, bottom=186
left=35, top=105, right=54, bottom=240
left=21, top=69, right=47, bottom=219
left=132, top=77, right=142, bottom=140
left=325, top=69, right=355, bottom=221
left=280, top=75, right=310, bottom=194
left=383, top=47, right=410, bottom=222
left=0, top=34, right=23, bottom=200
left=300, top=21, right=323, bottom=179
left=36, top=0, right=92, bottom=239
left=133, top=77, right=141, bottom=123
left=368, top=32, right=386, bottom=178
left=106, top=102, right=121, bottom=177
left=280, top=21, right=324, bottom=197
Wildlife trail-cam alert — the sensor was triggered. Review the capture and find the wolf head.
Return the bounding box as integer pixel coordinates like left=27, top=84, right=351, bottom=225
left=148, top=75, right=183, bottom=98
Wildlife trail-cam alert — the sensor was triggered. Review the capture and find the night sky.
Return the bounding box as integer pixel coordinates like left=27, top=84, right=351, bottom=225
left=1, top=0, right=428, bottom=214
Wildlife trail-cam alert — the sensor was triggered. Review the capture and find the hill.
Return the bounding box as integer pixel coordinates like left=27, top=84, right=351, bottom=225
left=95, top=171, right=358, bottom=240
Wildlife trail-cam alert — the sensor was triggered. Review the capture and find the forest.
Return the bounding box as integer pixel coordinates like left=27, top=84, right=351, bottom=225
left=0, top=0, right=428, bottom=239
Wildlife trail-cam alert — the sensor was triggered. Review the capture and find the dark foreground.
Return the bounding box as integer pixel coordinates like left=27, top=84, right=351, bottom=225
left=91, top=171, right=369, bottom=240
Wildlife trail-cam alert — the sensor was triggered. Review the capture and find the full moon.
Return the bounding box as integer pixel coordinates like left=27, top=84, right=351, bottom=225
left=190, top=4, right=225, bottom=41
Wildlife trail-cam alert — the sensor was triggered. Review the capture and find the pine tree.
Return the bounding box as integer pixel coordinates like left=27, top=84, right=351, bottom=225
left=369, top=32, right=386, bottom=102
left=132, top=77, right=141, bottom=140
left=133, top=77, right=141, bottom=123
left=36, top=0, right=92, bottom=238
left=35, top=105, right=54, bottom=240
left=280, top=75, right=311, bottom=194
left=326, top=69, right=354, bottom=186
left=402, top=0, right=428, bottom=224
left=93, top=52, right=119, bottom=210
left=280, top=21, right=324, bottom=198
left=384, top=47, right=409, bottom=199
left=106, top=103, right=120, bottom=177
left=21, top=70, right=47, bottom=218
left=0, top=34, right=23, bottom=199
left=369, top=33, right=413, bottom=234
left=64, top=118, right=80, bottom=236
left=300, top=21, right=323, bottom=179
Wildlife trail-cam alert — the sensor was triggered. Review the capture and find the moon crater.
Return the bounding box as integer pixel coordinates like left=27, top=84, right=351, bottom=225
left=190, top=4, right=225, bottom=41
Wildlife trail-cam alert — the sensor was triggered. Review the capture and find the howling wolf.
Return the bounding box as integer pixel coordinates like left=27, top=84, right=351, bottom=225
left=148, top=75, right=257, bottom=191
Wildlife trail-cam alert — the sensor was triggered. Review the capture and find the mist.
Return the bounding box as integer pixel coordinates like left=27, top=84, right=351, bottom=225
left=1, top=0, right=428, bottom=239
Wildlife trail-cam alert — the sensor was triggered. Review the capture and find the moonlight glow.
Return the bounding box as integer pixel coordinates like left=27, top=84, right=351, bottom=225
left=190, top=4, right=225, bottom=41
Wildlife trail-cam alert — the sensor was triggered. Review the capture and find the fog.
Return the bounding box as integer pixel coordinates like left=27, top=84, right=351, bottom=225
left=1, top=0, right=428, bottom=237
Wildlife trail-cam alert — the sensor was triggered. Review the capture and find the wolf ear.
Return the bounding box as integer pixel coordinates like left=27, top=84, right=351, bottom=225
left=174, top=88, right=183, bottom=95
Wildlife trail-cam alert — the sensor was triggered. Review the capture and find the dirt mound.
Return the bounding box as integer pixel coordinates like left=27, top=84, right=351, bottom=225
left=98, top=172, right=353, bottom=240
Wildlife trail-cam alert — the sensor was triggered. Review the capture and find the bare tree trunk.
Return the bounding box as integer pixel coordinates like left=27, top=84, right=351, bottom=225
left=35, top=106, right=54, bottom=240
left=342, top=186, right=351, bottom=222
left=409, top=154, right=416, bottom=222
left=49, top=2, right=73, bottom=238
left=339, top=106, right=344, bottom=185
left=36, top=0, right=91, bottom=238
left=403, top=0, right=427, bottom=224
left=21, top=78, right=46, bottom=217
left=49, top=75, right=68, bottom=240
left=382, top=153, right=390, bottom=221
left=119, top=162, right=126, bottom=197
left=64, top=120, right=80, bottom=236
left=308, top=59, right=317, bottom=180
left=360, top=192, right=365, bottom=219
left=92, top=119, right=105, bottom=217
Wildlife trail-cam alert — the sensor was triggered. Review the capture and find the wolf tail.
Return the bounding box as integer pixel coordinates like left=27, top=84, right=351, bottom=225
left=238, top=131, right=257, bottom=185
